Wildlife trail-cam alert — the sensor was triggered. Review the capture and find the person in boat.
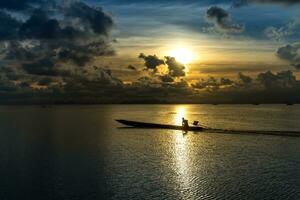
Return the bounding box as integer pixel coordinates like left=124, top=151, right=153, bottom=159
left=182, top=117, right=189, bottom=129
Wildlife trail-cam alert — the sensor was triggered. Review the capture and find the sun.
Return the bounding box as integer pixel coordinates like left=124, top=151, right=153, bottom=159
left=169, top=48, right=193, bottom=64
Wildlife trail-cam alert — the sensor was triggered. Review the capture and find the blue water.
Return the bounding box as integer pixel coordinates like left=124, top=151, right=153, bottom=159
left=0, top=104, right=299, bottom=199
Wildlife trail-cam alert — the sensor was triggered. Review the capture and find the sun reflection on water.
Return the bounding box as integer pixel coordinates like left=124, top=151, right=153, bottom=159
left=173, top=106, right=192, bottom=193
left=174, top=106, right=187, bottom=125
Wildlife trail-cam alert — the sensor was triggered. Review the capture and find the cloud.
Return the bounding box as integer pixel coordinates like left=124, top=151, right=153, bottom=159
left=191, top=77, right=220, bottom=90
left=192, top=76, right=234, bottom=91
left=54, top=41, right=115, bottom=66
left=257, top=70, right=298, bottom=88
left=189, top=70, right=300, bottom=103
left=192, top=70, right=299, bottom=91
left=277, top=44, right=300, bottom=61
left=276, top=44, right=300, bottom=69
left=0, top=11, right=20, bottom=40
left=1, top=67, right=300, bottom=103
left=238, top=72, right=252, bottom=85
left=206, top=6, right=244, bottom=34
left=165, top=56, right=186, bottom=77
left=19, top=9, right=63, bottom=40
left=220, top=77, right=234, bottom=85
left=0, top=0, right=116, bottom=83
left=0, top=66, right=21, bottom=81
left=138, top=54, right=186, bottom=77
left=265, top=19, right=300, bottom=41
left=292, top=63, right=300, bottom=69
left=6, top=2, right=114, bottom=41
left=159, top=74, right=174, bottom=83
left=66, top=2, right=114, bottom=36
left=22, top=58, right=58, bottom=76
left=139, top=53, right=165, bottom=71
left=0, top=0, right=121, bottom=104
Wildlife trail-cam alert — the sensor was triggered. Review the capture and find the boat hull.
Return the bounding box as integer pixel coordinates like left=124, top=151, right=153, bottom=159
left=116, top=119, right=203, bottom=131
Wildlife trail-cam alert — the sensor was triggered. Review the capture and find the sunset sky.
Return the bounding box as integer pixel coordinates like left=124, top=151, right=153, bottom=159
left=99, top=0, right=300, bottom=79
left=0, top=0, right=300, bottom=103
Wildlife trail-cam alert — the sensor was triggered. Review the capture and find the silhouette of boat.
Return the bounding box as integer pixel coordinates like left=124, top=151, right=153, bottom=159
left=116, top=119, right=203, bottom=131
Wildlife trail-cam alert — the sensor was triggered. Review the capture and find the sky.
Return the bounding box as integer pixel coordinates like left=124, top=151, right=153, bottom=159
left=0, top=0, right=300, bottom=103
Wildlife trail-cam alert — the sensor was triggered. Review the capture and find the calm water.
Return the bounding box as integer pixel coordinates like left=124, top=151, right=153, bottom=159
left=0, top=104, right=299, bottom=200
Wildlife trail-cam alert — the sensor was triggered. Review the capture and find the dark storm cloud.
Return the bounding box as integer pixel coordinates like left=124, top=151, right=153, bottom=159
left=5, top=2, right=115, bottom=41
left=4, top=41, right=36, bottom=60
left=0, top=0, right=115, bottom=80
left=0, top=11, right=20, bottom=40
left=55, top=41, right=115, bottom=66
left=0, top=0, right=119, bottom=104
left=64, top=67, right=123, bottom=88
left=22, top=59, right=58, bottom=76
left=276, top=44, right=300, bottom=69
left=19, top=9, right=78, bottom=40
left=139, top=53, right=165, bottom=71
left=0, top=66, right=21, bottom=81
left=5, top=39, right=115, bottom=69
left=66, top=2, right=114, bottom=36
left=56, top=49, right=90, bottom=67
left=206, top=6, right=244, bottom=33
left=165, top=56, right=186, bottom=77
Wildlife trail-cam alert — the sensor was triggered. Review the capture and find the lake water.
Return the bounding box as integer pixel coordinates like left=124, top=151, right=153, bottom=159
left=0, top=104, right=299, bottom=200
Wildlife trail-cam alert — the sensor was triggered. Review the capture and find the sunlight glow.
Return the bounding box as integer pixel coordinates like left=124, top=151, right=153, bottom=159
left=170, top=48, right=193, bottom=64
left=174, top=106, right=187, bottom=125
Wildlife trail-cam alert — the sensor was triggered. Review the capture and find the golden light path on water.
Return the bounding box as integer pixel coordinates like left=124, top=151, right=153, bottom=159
left=173, top=106, right=192, bottom=194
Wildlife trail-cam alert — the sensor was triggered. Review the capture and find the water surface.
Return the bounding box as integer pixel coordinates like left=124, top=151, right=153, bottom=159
left=0, top=104, right=299, bottom=199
